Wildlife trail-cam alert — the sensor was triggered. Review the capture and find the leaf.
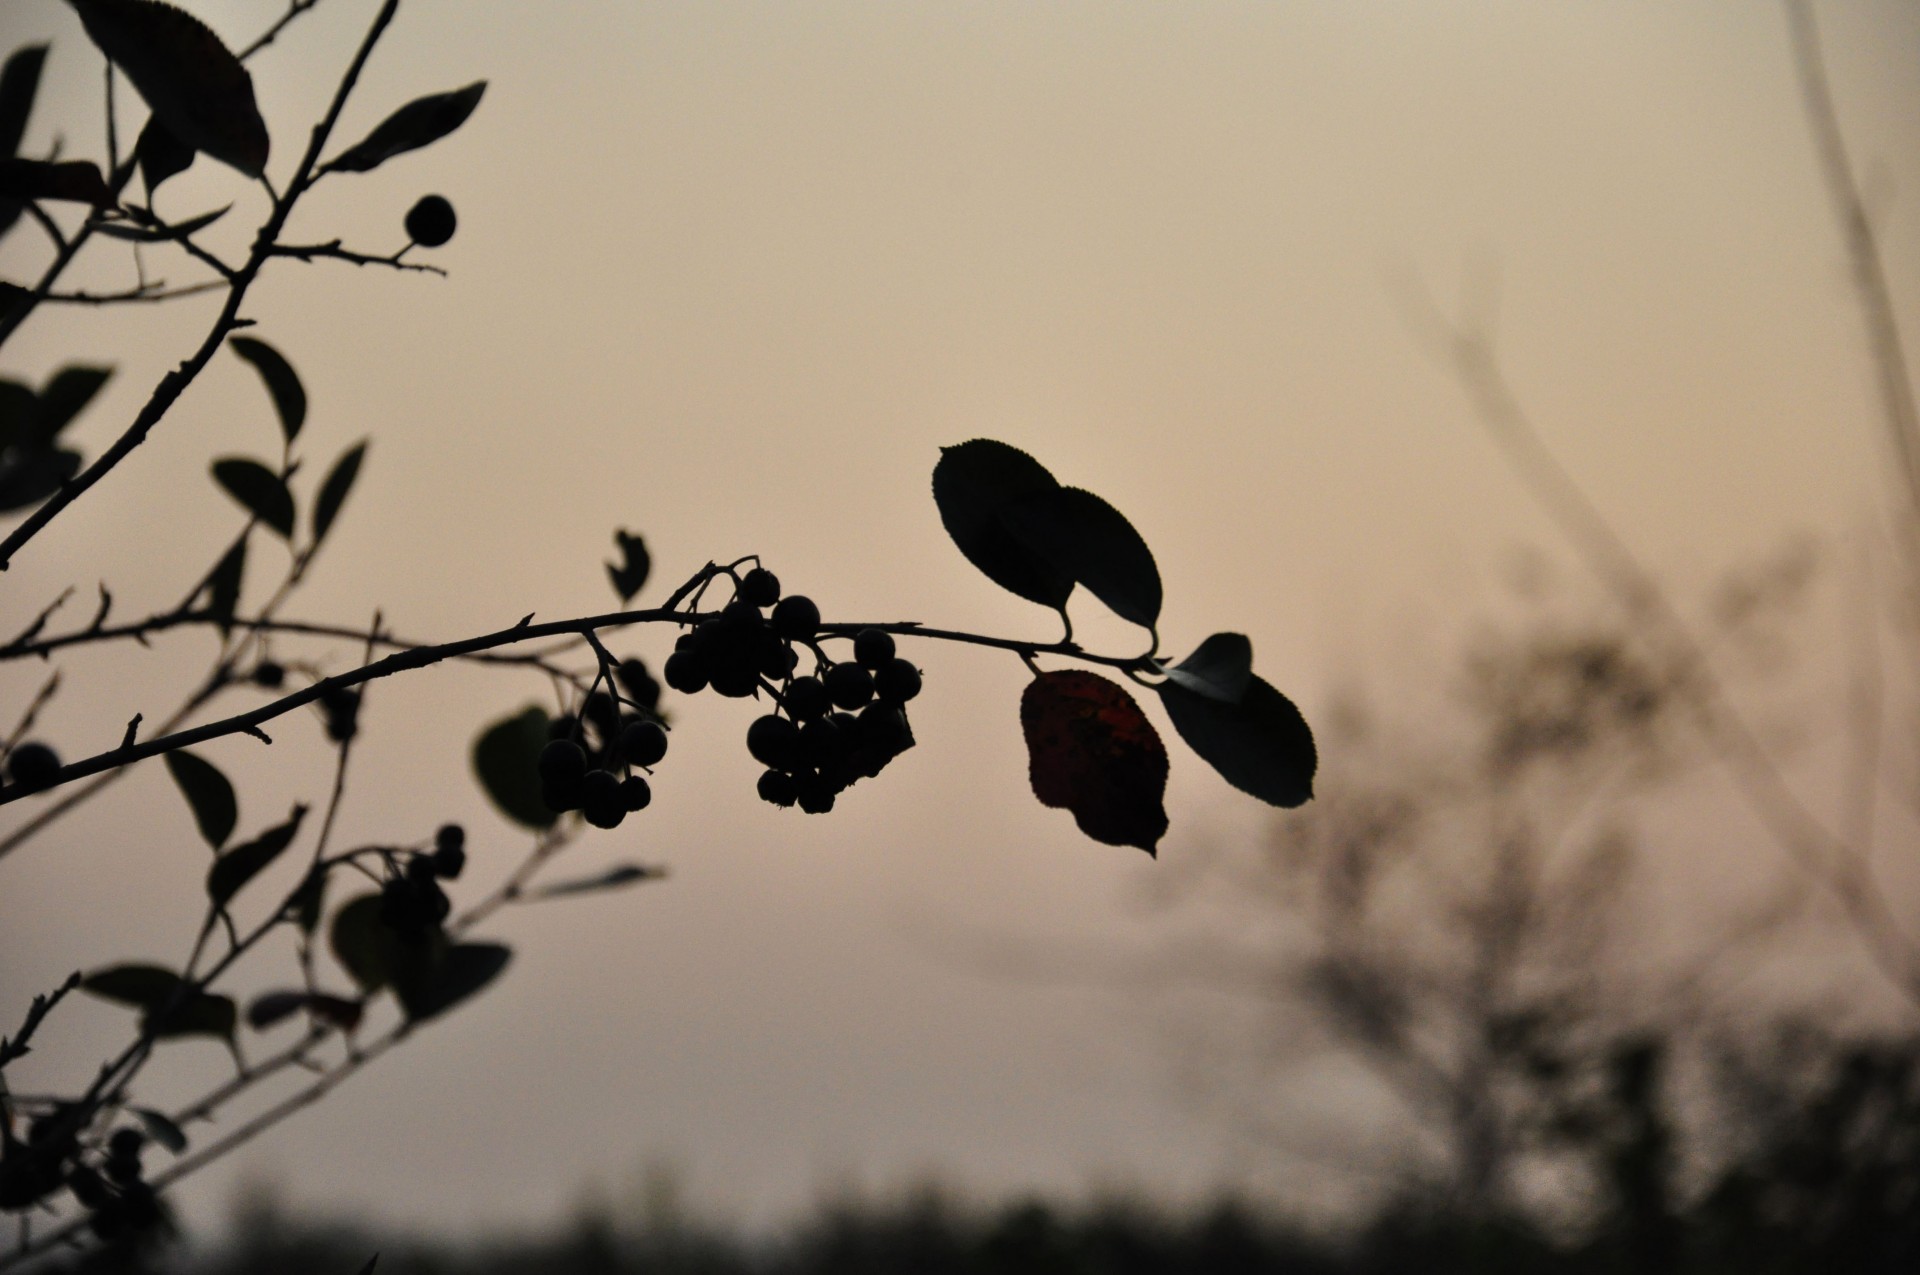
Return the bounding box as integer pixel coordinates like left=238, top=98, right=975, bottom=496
left=325, top=81, right=487, bottom=175
left=932, top=439, right=1074, bottom=610
left=147, top=990, right=235, bottom=1041
left=93, top=202, right=228, bottom=242
left=31, top=365, right=112, bottom=444
left=0, top=447, right=80, bottom=513
left=134, top=113, right=194, bottom=194
left=212, top=456, right=294, bottom=538
left=1162, top=632, right=1253, bottom=703
left=1019, top=670, right=1169, bottom=854
left=606, top=529, right=650, bottom=603
left=204, top=536, right=245, bottom=632
left=163, top=748, right=236, bottom=849
left=68, top=0, right=268, bottom=177
left=1002, top=485, right=1162, bottom=629
left=206, top=803, right=307, bottom=906
left=131, top=1107, right=186, bottom=1154
left=287, top=867, right=326, bottom=936
left=472, top=705, right=556, bottom=829
left=245, top=990, right=307, bottom=1030
left=80, top=963, right=185, bottom=1009
left=0, top=158, right=111, bottom=205
left=1157, top=674, right=1316, bottom=808
left=0, top=45, right=48, bottom=158
left=228, top=336, right=305, bottom=443
left=400, top=942, right=510, bottom=1023
left=311, top=440, right=366, bottom=544
left=530, top=864, right=663, bottom=899
left=328, top=894, right=395, bottom=993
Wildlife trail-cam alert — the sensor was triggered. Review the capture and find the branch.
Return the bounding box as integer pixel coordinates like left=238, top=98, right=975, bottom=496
left=0, top=972, right=81, bottom=1073
left=269, top=240, right=446, bottom=276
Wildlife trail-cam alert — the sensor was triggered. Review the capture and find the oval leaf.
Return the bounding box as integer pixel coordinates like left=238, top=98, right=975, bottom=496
left=228, top=336, right=305, bottom=443
left=93, top=202, right=230, bottom=242
left=312, top=440, right=366, bottom=544
left=212, top=456, right=294, bottom=538
left=329, top=893, right=424, bottom=994
left=203, top=536, right=245, bottom=632
left=206, top=803, right=307, bottom=906
left=1003, top=485, right=1162, bottom=629
left=0, top=157, right=111, bottom=205
left=0, top=446, right=81, bottom=513
left=933, top=439, right=1074, bottom=610
left=530, top=864, right=663, bottom=899
left=606, top=529, right=649, bottom=603
left=1157, top=674, right=1316, bottom=808
left=135, top=113, right=194, bottom=194
left=325, top=81, right=487, bottom=175
left=31, top=366, right=112, bottom=443
left=163, top=748, right=236, bottom=849
left=245, top=989, right=308, bottom=1030
left=1020, top=670, right=1168, bottom=854
left=1162, top=632, right=1253, bottom=703
left=147, top=990, right=235, bottom=1041
left=69, top=0, right=268, bottom=177
left=0, top=45, right=48, bottom=159
left=472, top=705, right=556, bottom=829
left=131, top=1107, right=187, bottom=1154
left=402, top=942, right=510, bottom=1023
left=80, top=963, right=184, bottom=1010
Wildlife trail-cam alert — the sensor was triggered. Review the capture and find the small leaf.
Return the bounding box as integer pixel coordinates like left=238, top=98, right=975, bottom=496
left=228, top=336, right=306, bottom=443
left=134, top=113, right=194, bottom=194
left=0, top=45, right=48, bottom=159
left=163, top=748, right=236, bottom=849
left=328, top=894, right=393, bottom=993
left=606, top=529, right=649, bottom=603
left=311, top=440, right=366, bottom=544
left=69, top=0, right=268, bottom=177
left=80, top=963, right=185, bottom=1009
left=932, top=439, right=1074, bottom=610
left=245, top=990, right=307, bottom=1030
left=147, top=990, right=235, bottom=1041
left=0, top=447, right=80, bottom=513
left=1157, top=674, right=1316, bottom=808
left=1020, top=670, right=1169, bottom=854
left=401, top=942, right=510, bottom=1023
left=1002, top=485, right=1162, bottom=629
left=325, top=81, right=487, bottom=175
left=530, top=864, right=663, bottom=899
left=93, top=202, right=228, bottom=242
left=204, top=536, right=245, bottom=633
left=0, top=158, right=111, bottom=205
left=206, top=804, right=307, bottom=906
left=31, top=366, right=112, bottom=444
left=212, top=456, right=294, bottom=538
left=131, top=1107, right=186, bottom=1154
left=472, top=705, right=556, bottom=829
left=1162, top=632, right=1253, bottom=703
left=287, top=867, right=326, bottom=936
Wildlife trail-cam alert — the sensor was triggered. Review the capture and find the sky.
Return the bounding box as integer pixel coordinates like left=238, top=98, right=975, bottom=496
left=1, top=0, right=1917, bottom=1244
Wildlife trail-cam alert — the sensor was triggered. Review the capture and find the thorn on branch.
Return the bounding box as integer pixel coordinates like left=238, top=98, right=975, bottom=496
left=120, top=714, right=142, bottom=748
left=242, top=724, right=272, bottom=744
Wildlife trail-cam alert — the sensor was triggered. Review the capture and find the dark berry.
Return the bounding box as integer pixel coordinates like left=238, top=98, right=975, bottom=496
left=739, top=567, right=781, bottom=607
left=784, top=675, right=831, bottom=721
left=798, top=715, right=844, bottom=769
left=431, top=843, right=467, bottom=880
left=757, top=769, right=797, bottom=807
left=858, top=703, right=914, bottom=757
left=746, top=714, right=801, bottom=770
left=542, top=773, right=586, bottom=813
left=824, top=662, right=874, bottom=710
left=616, top=659, right=661, bottom=711
left=405, top=194, right=457, bottom=247
left=663, top=649, right=708, bottom=694
left=585, top=800, right=626, bottom=830
left=539, top=738, right=588, bottom=785
left=107, top=1129, right=144, bottom=1161
left=581, top=768, right=621, bottom=808
left=617, top=719, right=669, bottom=768
left=584, top=689, right=621, bottom=738
left=252, top=660, right=286, bottom=688
left=723, top=597, right=764, bottom=626
left=436, top=823, right=466, bottom=855
left=875, top=657, right=923, bottom=704
left=710, top=662, right=760, bottom=698
left=620, top=774, right=652, bottom=812
left=756, top=628, right=798, bottom=678
left=771, top=594, right=820, bottom=639
left=853, top=628, right=895, bottom=669
left=320, top=686, right=360, bottom=742
left=407, top=851, right=438, bottom=884
left=795, top=773, right=836, bottom=814
left=6, top=741, right=60, bottom=790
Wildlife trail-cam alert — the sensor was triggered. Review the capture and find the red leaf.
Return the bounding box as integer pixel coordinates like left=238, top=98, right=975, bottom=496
left=1020, top=670, right=1169, bottom=854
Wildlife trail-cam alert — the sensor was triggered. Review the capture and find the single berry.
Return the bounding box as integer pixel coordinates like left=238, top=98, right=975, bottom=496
left=710, top=662, right=760, bottom=698
left=252, top=660, right=286, bottom=688
left=436, top=823, right=466, bottom=855
left=739, top=567, right=781, bottom=607
left=858, top=703, right=914, bottom=757
left=6, top=741, right=61, bottom=790
left=581, top=768, right=621, bottom=806
left=618, top=719, right=669, bottom=768
left=616, top=658, right=661, bottom=711
left=784, top=675, right=831, bottom=721
left=663, top=649, right=708, bottom=694
left=585, top=798, right=626, bottom=830
left=795, top=774, right=836, bottom=815
left=875, top=657, right=923, bottom=704
left=539, top=738, right=588, bottom=785
left=582, top=769, right=625, bottom=828
left=824, top=662, right=875, bottom=710
left=107, top=1129, right=145, bottom=1161
left=405, top=194, right=457, bottom=247
left=620, top=774, right=652, bottom=812
left=853, top=628, right=896, bottom=669
left=756, top=628, right=797, bottom=678
left=798, top=715, right=844, bottom=769
left=771, top=594, right=820, bottom=639
left=431, top=843, right=467, bottom=881
left=757, top=769, right=797, bottom=807
left=320, top=686, right=360, bottom=743
left=746, top=714, right=801, bottom=770
left=723, top=597, right=764, bottom=626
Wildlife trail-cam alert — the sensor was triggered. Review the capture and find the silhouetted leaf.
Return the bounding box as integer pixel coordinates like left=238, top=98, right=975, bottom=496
left=325, top=81, right=486, bottom=175
left=135, top=113, right=194, bottom=194
left=472, top=705, right=555, bottom=829
left=1157, top=674, right=1316, bottom=808
left=212, top=457, right=294, bottom=538
left=147, top=990, right=235, bottom=1041
left=933, top=439, right=1074, bottom=610
left=0, top=158, right=110, bottom=205
left=329, top=894, right=400, bottom=993
left=1162, top=632, right=1253, bottom=703
left=306, top=994, right=362, bottom=1032
left=1020, top=670, right=1168, bottom=854
left=0, top=447, right=80, bottom=513
left=204, top=536, right=245, bottom=632
left=69, top=0, right=268, bottom=177
left=131, top=1107, right=186, bottom=1154
left=31, top=366, right=111, bottom=444
left=163, top=748, right=236, bottom=849
left=530, top=864, right=663, bottom=899
left=80, top=963, right=184, bottom=1009
left=311, top=439, right=365, bottom=544
left=245, top=989, right=306, bottom=1030
left=287, top=866, right=326, bottom=936
left=606, top=529, right=650, bottom=603
left=1003, top=485, right=1162, bottom=629
left=93, top=202, right=228, bottom=242
left=0, top=45, right=47, bottom=158
left=228, top=336, right=305, bottom=443
left=206, top=804, right=306, bottom=907
left=400, top=942, right=509, bottom=1023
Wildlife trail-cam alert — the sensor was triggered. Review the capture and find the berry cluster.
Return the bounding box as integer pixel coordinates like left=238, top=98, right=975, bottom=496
left=537, top=658, right=666, bottom=829
left=377, top=824, right=468, bottom=938
left=0, top=1117, right=164, bottom=1245
left=662, top=566, right=923, bottom=814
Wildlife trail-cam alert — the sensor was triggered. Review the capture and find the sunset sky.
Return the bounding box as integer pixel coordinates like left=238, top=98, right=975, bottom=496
left=1, top=0, right=1916, bottom=1242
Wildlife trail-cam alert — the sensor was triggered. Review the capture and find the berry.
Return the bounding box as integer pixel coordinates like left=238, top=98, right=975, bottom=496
left=320, top=686, right=360, bottom=742
left=798, top=716, right=844, bottom=769
left=435, top=823, right=466, bottom=855
left=617, top=719, right=669, bottom=768
left=431, top=843, right=467, bottom=881
left=795, top=774, right=836, bottom=814
left=784, top=675, right=830, bottom=721
left=757, top=769, right=797, bottom=807
left=405, top=194, right=457, bottom=247
left=710, top=662, right=760, bottom=698
left=107, top=1129, right=144, bottom=1161
left=616, top=658, right=660, bottom=711
left=746, top=714, right=801, bottom=770
left=723, top=598, right=763, bottom=626
left=853, top=628, right=895, bottom=669
left=539, top=738, right=588, bottom=785
left=6, top=741, right=60, bottom=790
left=662, top=649, right=708, bottom=694
left=858, top=703, right=914, bottom=757
left=541, top=773, right=585, bottom=813
left=875, top=657, right=923, bottom=704
left=620, top=774, right=652, bottom=812
left=771, top=595, right=820, bottom=639
left=756, top=628, right=798, bottom=678
left=824, top=662, right=874, bottom=710
left=252, top=660, right=286, bottom=688
left=582, top=769, right=625, bottom=828
left=739, top=567, right=781, bottom=607
left=585, top=799, right=626, bottom=829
